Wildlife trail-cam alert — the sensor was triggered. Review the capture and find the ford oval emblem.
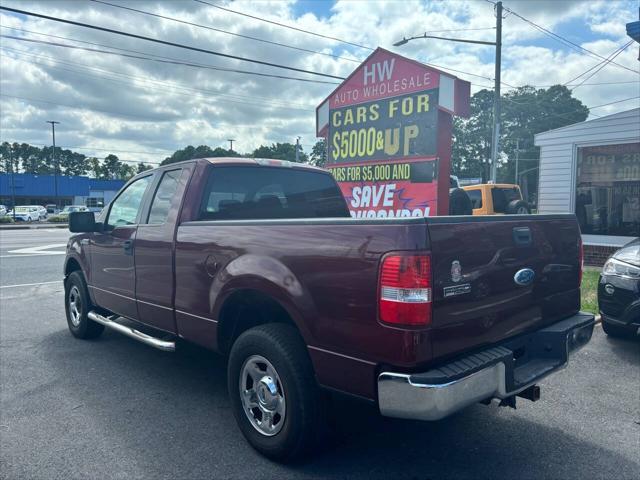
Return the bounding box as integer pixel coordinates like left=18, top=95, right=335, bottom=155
left=514, top=268, right=535, bottom=286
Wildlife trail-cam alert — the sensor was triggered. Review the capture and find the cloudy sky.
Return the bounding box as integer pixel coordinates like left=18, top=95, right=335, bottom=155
left=0, top=0, right=638, bottom=166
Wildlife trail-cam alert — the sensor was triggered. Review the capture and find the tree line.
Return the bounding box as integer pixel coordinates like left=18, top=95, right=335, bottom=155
left=1, top=85, right=588, bottom=189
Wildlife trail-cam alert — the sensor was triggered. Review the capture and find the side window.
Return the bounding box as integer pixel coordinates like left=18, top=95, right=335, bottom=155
left=491, top=188, right=508, bottom=213
left=106, top=176, right=152, bottom=227
left=147, top=169, right=181, bottom=224
left=467, top=189, right=483, bottom=209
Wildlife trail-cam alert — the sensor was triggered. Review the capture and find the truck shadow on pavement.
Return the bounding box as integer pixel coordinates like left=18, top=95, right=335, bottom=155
left=34, top=327, right=640, bottom=480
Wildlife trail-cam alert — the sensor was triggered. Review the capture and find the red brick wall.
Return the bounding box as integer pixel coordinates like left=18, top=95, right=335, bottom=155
left=584, top=245, right=616, bottom=267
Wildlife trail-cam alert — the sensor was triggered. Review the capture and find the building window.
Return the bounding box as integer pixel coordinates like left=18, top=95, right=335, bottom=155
left=575, top=142, right=639, bottom=237
left=86, top=197, right=104, bottom=209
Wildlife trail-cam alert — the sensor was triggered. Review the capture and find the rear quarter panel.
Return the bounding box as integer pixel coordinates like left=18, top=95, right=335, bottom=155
left=174, top=219, right=429, bottom=399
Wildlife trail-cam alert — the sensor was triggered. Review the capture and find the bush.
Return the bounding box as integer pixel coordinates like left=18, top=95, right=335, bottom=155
left=47, top=215, right=68, bottom=223
left=0, top=216, right=15, bottom=224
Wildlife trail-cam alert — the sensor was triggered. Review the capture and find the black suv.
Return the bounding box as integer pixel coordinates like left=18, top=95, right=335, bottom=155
left=598, top=238, right=640, bottom=338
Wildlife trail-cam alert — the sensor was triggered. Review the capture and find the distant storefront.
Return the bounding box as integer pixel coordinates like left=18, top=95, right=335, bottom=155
left=0, top=173, right=125, bottom=209
left=535, top=108, right=640, bottom=264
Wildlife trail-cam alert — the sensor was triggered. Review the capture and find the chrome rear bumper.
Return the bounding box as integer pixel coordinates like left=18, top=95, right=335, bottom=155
left=378, top=312, right=594, bottom=421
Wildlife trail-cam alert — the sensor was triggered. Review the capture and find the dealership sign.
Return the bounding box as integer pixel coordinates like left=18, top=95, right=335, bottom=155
left=317, top=48, right=470, bottom=217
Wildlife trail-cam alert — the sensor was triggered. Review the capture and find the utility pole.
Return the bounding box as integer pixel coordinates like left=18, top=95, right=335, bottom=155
left=46, top=120, right=60, bottom=209
left=489, top=1, right=503, bottom=183
left=393, top=0, right=503, bottom=182
left=9, top=146, right=16, bottom=221
left=227, top=139, right=235, bottom=152
left=295, top=136, right=301, bottom=162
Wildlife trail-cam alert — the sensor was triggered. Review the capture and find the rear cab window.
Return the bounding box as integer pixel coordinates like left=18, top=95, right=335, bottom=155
left=198, top=166, right=350, bottom=220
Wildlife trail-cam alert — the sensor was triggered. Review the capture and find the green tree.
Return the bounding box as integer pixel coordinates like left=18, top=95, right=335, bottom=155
left=161, top=144, right=240, bottom=165
left=309, top=140, right=327, bottom=167
left=100, top=154, right=133, bottom=179
left=452, top=85, right=589, bottom=193
left=136, top=162, right=153, bottom=174
left=252, top=142, right=307, bottom=162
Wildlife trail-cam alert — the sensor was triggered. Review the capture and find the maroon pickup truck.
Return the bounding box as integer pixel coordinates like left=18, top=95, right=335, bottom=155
left=64, top=157, right=594, bottom=461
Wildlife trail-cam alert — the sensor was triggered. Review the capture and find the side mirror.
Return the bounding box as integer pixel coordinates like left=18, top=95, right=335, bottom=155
left=69, top=211, right=102, bottom=233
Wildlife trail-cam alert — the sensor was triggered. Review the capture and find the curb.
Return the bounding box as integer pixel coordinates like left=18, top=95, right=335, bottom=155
left=0, top=223, right=68, bottom=230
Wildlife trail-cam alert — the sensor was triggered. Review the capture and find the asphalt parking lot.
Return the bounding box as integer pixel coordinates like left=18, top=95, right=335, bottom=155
left=1, top=229, right=639, bottom=479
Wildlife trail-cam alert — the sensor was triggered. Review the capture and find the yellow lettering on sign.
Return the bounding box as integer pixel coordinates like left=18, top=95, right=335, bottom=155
left=417, top=94, right=429, bottom=113
left=332, top=111, right=342, bottom=127
left=403, top=125, right=419, bottom=156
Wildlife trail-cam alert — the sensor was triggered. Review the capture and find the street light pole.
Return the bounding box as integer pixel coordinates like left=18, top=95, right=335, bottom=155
left=46, top=120, right=60, bottom=209
left=394, top=1, right=503, bottom=183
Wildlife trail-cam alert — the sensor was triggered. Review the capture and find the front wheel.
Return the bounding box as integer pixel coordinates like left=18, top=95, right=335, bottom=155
left=65, top=271, right=105, bottom=339
left=227, top=324, right=325, bottom=462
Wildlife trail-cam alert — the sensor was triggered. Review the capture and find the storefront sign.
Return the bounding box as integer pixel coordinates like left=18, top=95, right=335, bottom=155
left=329, top=90, right=438, bottom=164
left=316, top=48, right=470, bottom=216
left=330, top=160, right=437, bottom=218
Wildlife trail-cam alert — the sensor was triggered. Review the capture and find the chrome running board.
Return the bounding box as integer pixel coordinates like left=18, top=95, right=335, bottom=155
left=87, top=311, right=175, bottom=352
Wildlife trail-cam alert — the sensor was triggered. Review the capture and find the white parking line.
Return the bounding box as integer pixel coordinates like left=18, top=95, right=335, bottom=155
left=0, top=253, right=66, bottom=258
left=0, top=280, right=61, bottom=289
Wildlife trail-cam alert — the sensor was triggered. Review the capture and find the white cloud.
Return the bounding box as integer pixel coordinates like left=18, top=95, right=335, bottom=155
left=0, top=0, right=638, bottom=165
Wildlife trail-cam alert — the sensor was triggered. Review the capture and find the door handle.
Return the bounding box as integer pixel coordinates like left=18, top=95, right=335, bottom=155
left=512, top=227, right=532, bottom=247
left=123, top=239, right=134, bottom=255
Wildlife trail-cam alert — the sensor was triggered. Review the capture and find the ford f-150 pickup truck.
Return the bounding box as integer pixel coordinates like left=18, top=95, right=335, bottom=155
left=64, top=157, right=594, bottom=461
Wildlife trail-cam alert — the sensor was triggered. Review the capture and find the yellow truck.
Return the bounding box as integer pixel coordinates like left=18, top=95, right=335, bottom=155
left=462, top=183, right=530, bottom=215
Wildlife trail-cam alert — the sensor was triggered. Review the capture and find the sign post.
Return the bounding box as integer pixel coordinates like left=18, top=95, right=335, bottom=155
left=317, top=48, right=470, bottom=218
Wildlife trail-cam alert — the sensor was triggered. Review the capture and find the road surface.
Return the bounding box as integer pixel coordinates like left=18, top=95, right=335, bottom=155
left=1, top=229, right=638, bottom=479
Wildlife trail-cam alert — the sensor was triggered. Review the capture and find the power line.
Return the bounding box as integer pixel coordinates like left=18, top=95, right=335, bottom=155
left=497, top=2, right=638, bottom=75
left=0, top=34, right=340, bottom=85
left=0, top=5, right=345, bottom=80
left=0, top=93, right=310, bottom=128
left=193, top=0, right=374, bottom=50
left=2, top=46, right=318, bottom=111
left=1, top=141, right=163, bottom=164
left=89, top=0, right=361, bottom=63
left=567, top=41, right=635, bottom=91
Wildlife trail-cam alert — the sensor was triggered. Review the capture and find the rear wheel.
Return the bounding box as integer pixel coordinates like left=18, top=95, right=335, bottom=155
left=227, top=323, right=325, bottom=462
left=65, top=271, right=105, bottom=339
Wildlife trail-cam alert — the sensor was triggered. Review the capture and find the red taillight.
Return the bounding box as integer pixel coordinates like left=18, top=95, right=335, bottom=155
left=379, top=254, right=432, bottom=327
left=578, top=237, right=584, bottom=287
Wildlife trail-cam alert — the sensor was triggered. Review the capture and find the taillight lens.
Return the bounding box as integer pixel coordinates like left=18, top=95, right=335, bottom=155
left=379, top=254, right=432, bottom=326
left=578, top=237, right=584, bottom=287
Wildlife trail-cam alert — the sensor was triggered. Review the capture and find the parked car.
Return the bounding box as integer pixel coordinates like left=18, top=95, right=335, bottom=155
left=58, top=205, right=89, bottom=218
left=46, top=204, right=59, bottom=215
left=30, top=205, right=48, bottom=220
left=5, top=206, right=41, bottom=222
left=64, top=158, right=594, bottom=461
left=0, top=205, right=6, bottom=216
left=598, top=238, right=640, bottom=338
left=462, top=183, right=530, bottom=215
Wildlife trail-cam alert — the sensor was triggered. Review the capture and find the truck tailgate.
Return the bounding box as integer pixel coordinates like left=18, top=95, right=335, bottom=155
left=426, top=214, right=581, bottom=361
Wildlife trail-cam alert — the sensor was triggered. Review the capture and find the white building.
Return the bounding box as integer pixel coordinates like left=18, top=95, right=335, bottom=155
left=534, top=108, right=640, bottom=264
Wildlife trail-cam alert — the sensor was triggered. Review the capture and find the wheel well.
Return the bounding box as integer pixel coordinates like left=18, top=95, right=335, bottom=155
left=217, top=289, right=297, bottom=355
left=65, top=258, right=82, bottom=277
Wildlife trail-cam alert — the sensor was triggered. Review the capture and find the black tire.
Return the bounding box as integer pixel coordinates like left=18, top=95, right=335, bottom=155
left=506, top=199, right=530, bottom=214
left=449, top=188, right=473, bottom=215
left=601, top=319, right=632, bottom=338
left=64, top=271, right=105, bottom=339
left=228, top=323, right=325, bottom=462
